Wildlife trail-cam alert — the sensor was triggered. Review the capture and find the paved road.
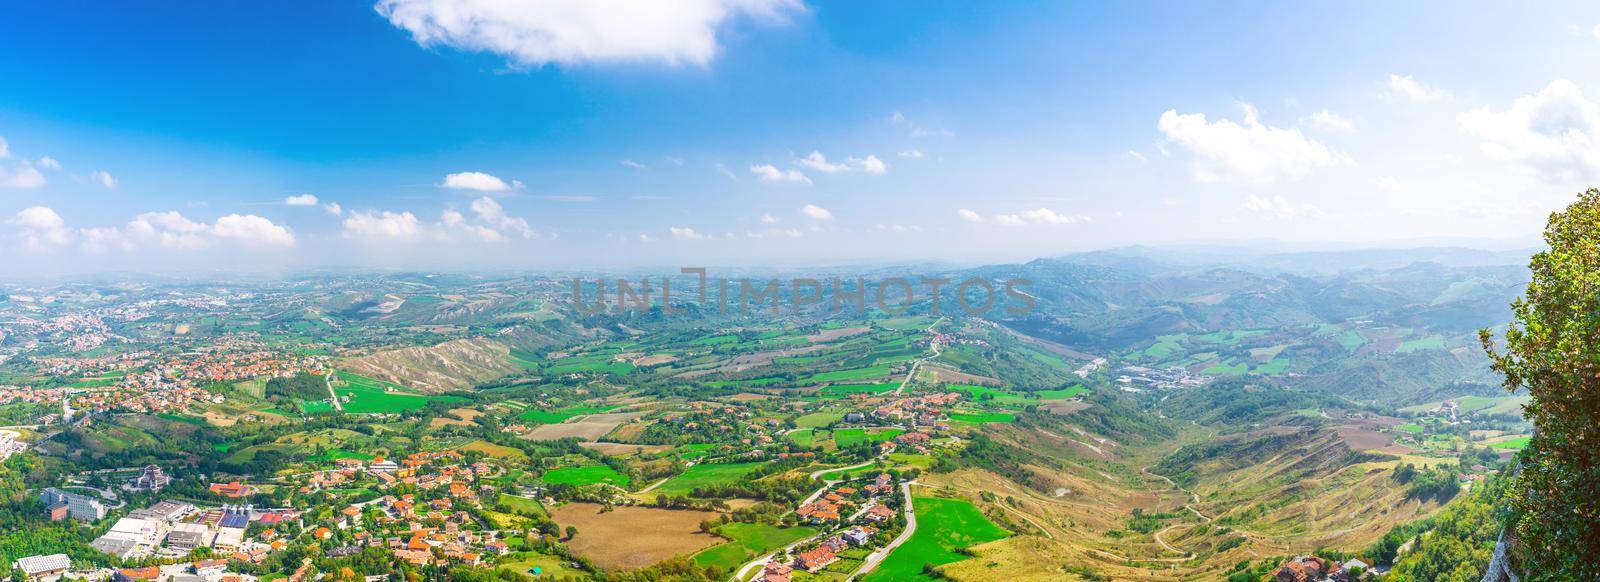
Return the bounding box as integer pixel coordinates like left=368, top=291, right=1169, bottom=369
left=893, top=317, right=946, bottom=395
left=849, top=481, right=916, bottom=580
left=324, top=373, right=344, bottom=412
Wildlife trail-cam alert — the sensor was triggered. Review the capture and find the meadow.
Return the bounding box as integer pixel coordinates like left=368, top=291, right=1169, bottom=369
left=541, top=464, right=631, bottom=488
left=863, top=496, right=1010, bottom=582
left=690, top=522, right=819, bottom=570
left=654, top=462, right=763, bottom=497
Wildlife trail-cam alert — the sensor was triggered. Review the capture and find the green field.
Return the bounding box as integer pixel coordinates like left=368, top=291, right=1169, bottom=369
left=834, top=427, right=904, bottom=447
left=1397, top=335, right=1447, bottom=353
left=1032, top=385, right=1087, bottom=400
left=691, top=523, right=820, bottom=570
left=654, top=462, right=763, bottom=497
left=949, top=411, right=1016, bottom=424
left=1490, top=436, right=1531, bottom=450
left=804, top=363, right=898, bottom=383
left=334, top=371, right=463, bottom=414
left=819, top=382, right=899, bottom=397
left=516, top=404, right=622, bottom=425
left=497, top=494, right=548, bottom=517
left=787, top=429, right=818, bottom=447
left=795, top=411, right=845, bottom=428
left=863, top=496, right=1011, bottom=582
left=541, top=464, right=631, bottom=488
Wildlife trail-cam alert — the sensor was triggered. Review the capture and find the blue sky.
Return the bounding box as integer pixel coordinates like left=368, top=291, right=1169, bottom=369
left=3, top=1, right=1599, bottom=275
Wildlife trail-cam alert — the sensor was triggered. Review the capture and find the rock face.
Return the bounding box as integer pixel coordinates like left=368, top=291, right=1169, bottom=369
left=1480, top=529, right=1521, bottom=582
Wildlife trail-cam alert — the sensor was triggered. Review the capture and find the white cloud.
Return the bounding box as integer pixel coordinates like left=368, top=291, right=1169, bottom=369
left=90, top=170, right=117, bottom=189
left=801, top=203, right=833, bottom=221
left=957, top=208, right=984, bottom=223
left=285, top=194, right=320, bottom=206
left=1592, top=24, right=1600, bottom=40
left=375, top=0, right=804, bottom=68
left=795, top=151, right=885, bottom=175
left=323, top=202, right=344, bottom=216
left=441, top=209, right=467, bottom=228
left=621, top=159, right=648, bottom=170
left=470, top=196, right=538, bottom=238
left=1302, top=109, right=1354, bottom=132
left=1370, top=176, right=1401, bottom=191
left=344, top=210, right=424, bottom=239
left=11, top=206, right=72, bottom=250
left=638, top=233, right=653, bottom=243
left=992, top=208, right=1089, bottom=226
left=211, top=214, right=296, bottom=246
left=759, top=212, right=778, bottom=224
left=37, top=156, right=61, bottom=170
left=439, top=171, right=520, bottom=192
left=1158, top=103, right=1352, bottom=184
left=1387, top=74, right=1444, bottom=103
left=1458, top=79, right=1600, bottom=182
left=0, top=164, right=46, bottom=189
left=745, top=227, right=803, bottom=239
left=664, top=156, right=684, bottom=166
left=891, top=111, right=953, bottom=138
left=1239, top=194, right=1323, bottom=220
left=848, top=154, right=886, bottom=174
left=127, top=211, right=208, bottom=250
left=669, top=226, right=707, bottom=240
left=751, top=164, right=810, bottom=183
left=715, top=163, right=738, bottom=180
left=1126, top=150, right=1147, bottom=162
left=797, top=151, right=848, bottom=173
left=898, top=149, right=925, bottom=159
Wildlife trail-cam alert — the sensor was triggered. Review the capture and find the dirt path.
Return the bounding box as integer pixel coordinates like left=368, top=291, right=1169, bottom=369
left=324, top=373, right=344, bottom=412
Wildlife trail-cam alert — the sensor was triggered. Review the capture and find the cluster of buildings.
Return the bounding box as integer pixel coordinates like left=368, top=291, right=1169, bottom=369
left=1116, top=365, right=1212, bottom=391
left=89, top=501, right=293, bottom=562
left=776, top=473, right=901, bottom=578
left=1272, top=555, right=1371, bottom=581
left=869, top=391, right=960, bottom=430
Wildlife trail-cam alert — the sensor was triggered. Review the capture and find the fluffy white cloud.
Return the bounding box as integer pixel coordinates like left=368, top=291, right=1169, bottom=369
left=119, top=211, right=294, bottom=249
left=1239, top=194, right=1323, bottom=220
left=621, top=159, right=647, bottom=170
left=1387, top=74, right=1444, bottom=103
left=801, top=203, right=833, bottom=221
left=0, top=164, right=46, bottom=189
left=1302, top=109, right=1354, bottom=132
left=898, top=149, right=925, bottom=159
left=37, top=156, right=61, bottom=170
left=439, top=171, right=520, bottom=192
left=344, top=210, right=424, bottom=238
left=795, top=151, right=885, bottom=175
left=323, top=202, right=344, bottom=216
left=992, top=208, right=1089, bottom=226
left=1458, top=79, right=1600, bottom=182
left=669, top=226, right=707, bottom=239
left=90, top=170, right=117, bottom=189
left=211, top=214, right=296, bottom=246
left=759, top=212, right=778, bottom=224
left=11, top=206, right=72, bottom=250
left=470, top=196, right=538, bottom=238
left=375, top=0, right=803, bottom=68
left=285, top=194, right=319, bottom=206
left=957, top=208, right=984, bottom=223
left=751, top=164, right=810, bottom=183
left=1158, top=103, right=1352, bottom=184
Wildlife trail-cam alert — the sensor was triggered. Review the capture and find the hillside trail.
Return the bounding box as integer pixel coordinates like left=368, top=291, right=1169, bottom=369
left=893, top=316, right=947, bottom=395
left=324, top=373, right=344, bottom=412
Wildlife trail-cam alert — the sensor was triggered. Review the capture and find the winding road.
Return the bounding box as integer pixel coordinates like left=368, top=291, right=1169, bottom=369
left=848, top=481, right=916, bottom=581
left=893, top=316, right=946, bottom=395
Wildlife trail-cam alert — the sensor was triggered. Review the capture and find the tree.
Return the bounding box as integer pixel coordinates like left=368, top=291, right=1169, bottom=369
left=564, top=525, right=577, bottom=540
left=1480, top=187, right=1600, bottom=578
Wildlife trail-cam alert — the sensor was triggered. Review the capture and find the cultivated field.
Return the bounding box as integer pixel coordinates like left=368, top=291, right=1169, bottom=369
left=549, top=503, right=724, bottom=570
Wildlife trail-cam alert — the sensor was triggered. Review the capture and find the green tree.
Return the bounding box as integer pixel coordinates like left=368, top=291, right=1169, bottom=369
left=1480, top=187, right=1600, bottom=578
